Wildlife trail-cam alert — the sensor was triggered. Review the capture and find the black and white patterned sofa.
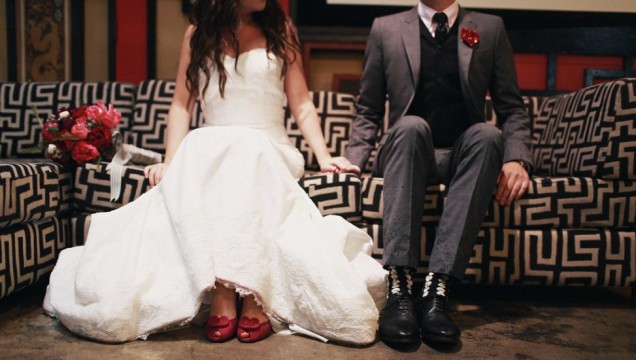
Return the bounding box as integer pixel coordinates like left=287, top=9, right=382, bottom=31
left=1, top=78, right=634, bottom=305
left=0, top=82, right=136, bottom=300
left=361, top=78, right=636, bottom=302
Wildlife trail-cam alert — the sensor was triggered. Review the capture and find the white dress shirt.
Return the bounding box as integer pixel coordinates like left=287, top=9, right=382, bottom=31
left=418, top=1, right=460, bottom=38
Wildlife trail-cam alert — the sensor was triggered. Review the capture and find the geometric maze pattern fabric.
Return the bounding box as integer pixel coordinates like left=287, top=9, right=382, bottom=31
left=128, top=80, right=204, bottom=153
left=283, top=92, right=393, bottom=174
left=70, top=213, right=91, bottom=249
left=73, top=162, right=151, bottom=213
left=0, top=160, right=73, bottom=228
left=284, top=91, right=361, bottom=171
left=0, top=215, right=71, bottom=300
left=365, top=223, right=636, bottom=287
left=482, top=177, right=636, bottom=229
left=0, top=82, right=137, bottom=159
left=360, top=176, right=445, bottom=225
left=361, top=175, right=636, bottom=229
left=532, top=78, right=636, bottom=180
left=298, top=172, right=362, bottom=223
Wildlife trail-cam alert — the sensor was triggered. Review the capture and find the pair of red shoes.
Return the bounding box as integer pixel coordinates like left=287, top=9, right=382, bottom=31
left=205, top=315, right=272, bottom=343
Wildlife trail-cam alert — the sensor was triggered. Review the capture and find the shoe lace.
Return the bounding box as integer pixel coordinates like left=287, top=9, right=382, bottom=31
left=432, top=296, right=447, bottom=312
left=397, top=295, right=412, bottom=314
left=422, top=272, right=448, bottom=298
left=389, top=267, right=413, bottom=295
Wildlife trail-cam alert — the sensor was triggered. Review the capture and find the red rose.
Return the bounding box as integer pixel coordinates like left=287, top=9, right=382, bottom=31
left=71, top=141, right=100, bottom=163
left=461, top=28, right=479, bottom=47
left=86, top=126, right=113, bottom=153
left=42, top=121, right=60, bottom=142
left=71, top=105, right=88, bottom=119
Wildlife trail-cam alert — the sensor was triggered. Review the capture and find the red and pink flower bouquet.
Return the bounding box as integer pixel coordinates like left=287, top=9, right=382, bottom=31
left=37, top=101, right=122, bottom=165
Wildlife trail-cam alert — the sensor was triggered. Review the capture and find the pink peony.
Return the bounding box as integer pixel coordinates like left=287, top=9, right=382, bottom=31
left=86, top=101, right=122, bottom=128
left=70, top=118, right=89, bottom=140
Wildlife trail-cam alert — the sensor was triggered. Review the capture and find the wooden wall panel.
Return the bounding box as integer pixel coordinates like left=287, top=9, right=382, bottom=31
left=84, top=0, right=109, bottom=81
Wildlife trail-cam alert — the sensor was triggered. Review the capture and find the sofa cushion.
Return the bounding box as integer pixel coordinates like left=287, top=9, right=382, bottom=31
left=128, top=80, right=204, bottom=153
left=0, top=215, right=72, bottom=300
left=70, top=212, right=92, bottom=247
left=532, top=78, right=636, bottom=180
left=361, top=176, right=445, bottom=224
left=74, top=163, right=151, bottom=213
left=0, top=82, right=136, bottom=159
left=0, top=160, right=72, bottom=228
left=361, top=176, right=635, bottom=229
left=482, top=177, right=636, bottom=229
left=74, top=162, right=362, bottom=220
left=299, top=172, right=362, bottom=222
left=285, top=92, right=370, bottom=171
left=365, top=223, right=636, bottom=287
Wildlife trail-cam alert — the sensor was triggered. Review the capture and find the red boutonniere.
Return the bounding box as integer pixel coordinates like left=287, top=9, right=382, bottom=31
left=461, top=28, right=479, bottom=47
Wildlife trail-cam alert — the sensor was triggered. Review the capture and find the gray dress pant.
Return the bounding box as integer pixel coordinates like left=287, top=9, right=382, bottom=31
left=373, top=115, right=503, bottom=280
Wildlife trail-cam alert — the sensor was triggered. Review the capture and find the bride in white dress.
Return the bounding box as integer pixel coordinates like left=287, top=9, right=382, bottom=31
left=45, top=0, right=386, bottom=345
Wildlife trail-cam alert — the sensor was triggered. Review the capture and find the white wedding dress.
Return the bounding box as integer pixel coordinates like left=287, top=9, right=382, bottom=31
left=44, top=49, right=387, bottom=344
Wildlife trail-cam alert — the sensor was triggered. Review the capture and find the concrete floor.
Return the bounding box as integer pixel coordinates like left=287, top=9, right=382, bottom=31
left=1, top=282, right=635, bottom=360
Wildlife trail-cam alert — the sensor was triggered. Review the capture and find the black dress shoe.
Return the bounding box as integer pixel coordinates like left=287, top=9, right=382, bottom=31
left=416, top=272, right=461, bottom=344
left=378, top=267, right=420, bottom=345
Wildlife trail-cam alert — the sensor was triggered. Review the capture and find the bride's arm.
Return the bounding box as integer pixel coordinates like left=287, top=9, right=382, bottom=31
left=284, top=41, right=360, bottom=175
left=144, top=25, right=196, bottom=186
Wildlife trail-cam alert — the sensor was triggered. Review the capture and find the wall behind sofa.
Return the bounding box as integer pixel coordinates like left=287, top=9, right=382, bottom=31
left=3, top=0, right=633, bottom=95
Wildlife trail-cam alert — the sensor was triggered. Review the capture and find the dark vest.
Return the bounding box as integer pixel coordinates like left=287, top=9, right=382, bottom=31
left=406, top=19, right=471, bottom=148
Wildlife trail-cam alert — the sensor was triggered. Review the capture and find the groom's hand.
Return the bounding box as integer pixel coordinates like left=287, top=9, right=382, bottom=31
left=495, top=161, right=529, bottom=206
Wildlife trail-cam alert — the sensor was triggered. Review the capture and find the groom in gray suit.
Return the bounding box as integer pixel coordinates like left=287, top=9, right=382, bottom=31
left=344, top=0, right=532, bottom=347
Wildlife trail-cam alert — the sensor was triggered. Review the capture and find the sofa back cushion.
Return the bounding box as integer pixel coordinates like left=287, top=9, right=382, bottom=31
left=285, top=91, right=358, bottom=171
left=0, top=82, right=136, bottom=159
left=130, top=81, right=356, bottom=170
left=532, top=78, right=636, bottom=180
left=129, top=80, right=204, bottom=152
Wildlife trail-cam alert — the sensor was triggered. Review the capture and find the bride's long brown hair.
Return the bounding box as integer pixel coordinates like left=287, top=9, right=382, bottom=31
left=186, top=0, right=300, bottom=102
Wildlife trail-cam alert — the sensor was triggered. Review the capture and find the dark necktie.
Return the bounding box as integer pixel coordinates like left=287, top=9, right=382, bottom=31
left=433, top=12, right=449, bottom=46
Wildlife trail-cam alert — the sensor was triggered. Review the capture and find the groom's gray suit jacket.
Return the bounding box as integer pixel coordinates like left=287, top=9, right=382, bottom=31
left=346, top=6, right=533, bottom=170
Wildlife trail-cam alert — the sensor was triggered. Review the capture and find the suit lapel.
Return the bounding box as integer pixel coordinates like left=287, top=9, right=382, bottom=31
left=401, top=8, right=421, bottom=85
left=457, top=8, right=474, bottom=96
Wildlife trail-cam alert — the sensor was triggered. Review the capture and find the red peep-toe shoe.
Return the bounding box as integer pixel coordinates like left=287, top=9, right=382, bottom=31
left=206, top=315, right=238, bottom=342
left=237, top=316, right=273, bottom=343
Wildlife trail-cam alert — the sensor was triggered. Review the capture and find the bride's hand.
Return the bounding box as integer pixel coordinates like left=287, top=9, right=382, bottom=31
left=320, top=157, right=361, bottom=176
left=144, top=163, right=168, bottom=187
